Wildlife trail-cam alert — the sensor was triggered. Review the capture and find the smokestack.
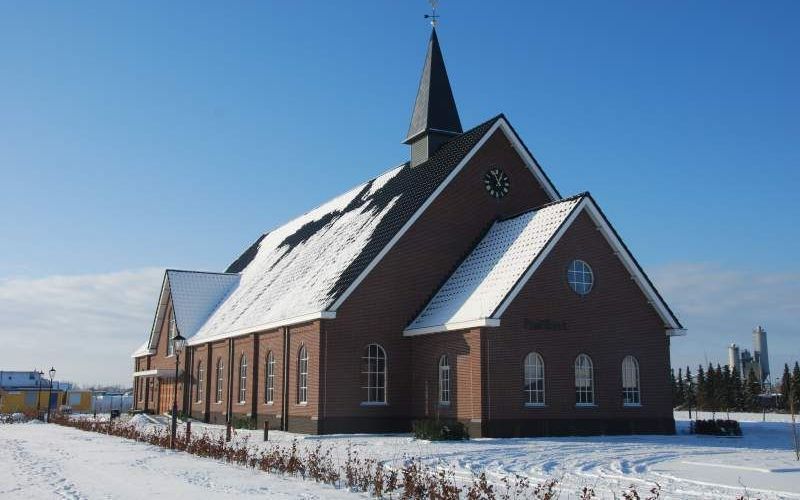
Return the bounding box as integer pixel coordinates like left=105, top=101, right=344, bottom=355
left=728, top=344, right=741, bottom=375
left=752, top=326, right=770, bottom=383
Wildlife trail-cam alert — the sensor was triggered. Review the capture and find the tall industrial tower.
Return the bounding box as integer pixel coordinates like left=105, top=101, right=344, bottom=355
left=752, top=326, right=770, bottom=384
left=728, top=344, right=741, bottom=374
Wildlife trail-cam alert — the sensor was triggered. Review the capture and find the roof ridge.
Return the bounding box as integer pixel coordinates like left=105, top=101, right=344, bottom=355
left=166, top=269, right=240, bottom=276
left=497, top=192, right=588, bottom=223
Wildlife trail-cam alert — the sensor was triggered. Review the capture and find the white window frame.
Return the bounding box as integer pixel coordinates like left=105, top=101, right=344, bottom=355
left=622, top=355, right=641, bottom=406
left=361, top=344, right=387, bottom=405
left=438, top=354, right=451, bottom=406
left=298, top=345, right=308, bottom=405
left=575, top=354, right=595, bottom=406
left=524, top=352, right=545, bottom=406
left=238, top=353, right=248, bottom=404
left=215, top=358, right=224, bottom=403
left=567, top=259, right=594, bottom=295
left=265, top=351, right=275, bottom=404
left=196, top=360, right=204, bottom=403
left=167, top=314, right=177, bottom=356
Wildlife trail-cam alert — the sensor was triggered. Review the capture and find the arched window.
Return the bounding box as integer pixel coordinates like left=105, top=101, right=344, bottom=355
left=196, top=360, right=204, bottom=403
left=298, top=345, right=308, bottom=404
left=524, top=352, right=545, bottom=406
left=265, top=351, right=275, bottom=404
left=575, top=354, right=595, bottom=405
left=438, top=354, right=451, bottom=405
left=215, top=358, right=224, bottom=403
left=238, top=353, right=248, bottom=403
left=362, top=344, right=387, bottom=403
left=622, top=355, right=641, bottom=406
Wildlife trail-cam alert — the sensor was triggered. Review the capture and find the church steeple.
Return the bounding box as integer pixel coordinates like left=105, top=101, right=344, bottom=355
left=404, top=28, right=463, bottom=167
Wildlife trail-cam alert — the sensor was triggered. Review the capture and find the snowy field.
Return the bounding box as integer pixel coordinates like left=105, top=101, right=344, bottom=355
left=1, top=412, right=799, bottom=499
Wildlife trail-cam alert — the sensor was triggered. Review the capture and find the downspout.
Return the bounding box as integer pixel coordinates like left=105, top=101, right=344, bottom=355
left=251, top=333, right=260, bottom=423
left=281, top=326, right=290, bottom=431
left=205, top=343, right=212, bottom=422
left=321, top=320, right=328, bottom=434
left=226, top=338, right=234, bottom=425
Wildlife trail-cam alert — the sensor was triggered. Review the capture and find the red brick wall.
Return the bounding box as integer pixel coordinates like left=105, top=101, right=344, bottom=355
left=484, top=211, right=672, bottom=427
left=322, top=130, right=553, bottom=431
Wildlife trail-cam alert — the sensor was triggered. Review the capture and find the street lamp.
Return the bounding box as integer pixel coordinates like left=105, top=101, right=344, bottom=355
left=46, top=367, right=56, bottom=422
left=170, top=333, right=187, bottom=449
left=35, top=370, right=44, bottom=419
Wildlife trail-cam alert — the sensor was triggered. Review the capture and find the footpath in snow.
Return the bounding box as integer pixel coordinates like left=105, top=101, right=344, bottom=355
left=0, top=421, right=353, bottom=500
left=1, top=411, right=799, bottom=499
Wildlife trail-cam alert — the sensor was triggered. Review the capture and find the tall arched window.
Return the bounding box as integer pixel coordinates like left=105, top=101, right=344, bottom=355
left=298, top=345, right=308, bottom=404
left=215, top=358, right=224, bottom=403
left=238, top=353, right=248, bottom=403
left=575, top=354, right=595, bottom=405
left=196, top=360, right=204, bottom=403
left=438, top=354, right=451, bottom=405
left=265, top=351, right=275, bottom=404
left=622, top=355, right=641, bottom=406
left=524, top=352, right=545, bottom=406
left=362, top=344, right=387, bottom=403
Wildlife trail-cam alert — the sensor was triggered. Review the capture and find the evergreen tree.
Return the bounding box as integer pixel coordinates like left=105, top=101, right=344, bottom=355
left=744, top=366, right=761, bottom=411
left=676, top=368, right=686, bottom=409
left=685, top=366, right=696, bottom=413
left=696, top=365, right=707, bottom=411
left=731, top=366, right=745, bottom=411
left=780, top=363, right=792, bottom=411
left=707, top=363, right=719, bottom=416
left=792, top=362, right=800, bottom=411
left=721, top=364, right=733, bottom=416
left=670, top=368, right=678, bottom=408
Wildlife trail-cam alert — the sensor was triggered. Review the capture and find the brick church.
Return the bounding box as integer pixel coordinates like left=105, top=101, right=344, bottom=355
left=132, top=28, right=684, bottom=437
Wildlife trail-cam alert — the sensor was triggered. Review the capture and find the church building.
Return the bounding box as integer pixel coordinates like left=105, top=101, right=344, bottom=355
left=131, top=28, right=685, bottom=437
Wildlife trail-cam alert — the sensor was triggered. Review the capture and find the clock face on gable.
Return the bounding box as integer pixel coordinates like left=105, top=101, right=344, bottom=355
left=483, top=168, right=510, bottom=199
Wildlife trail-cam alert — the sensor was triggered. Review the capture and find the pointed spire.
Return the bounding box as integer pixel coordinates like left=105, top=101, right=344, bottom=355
left=404, top=28, right=462, bottom=165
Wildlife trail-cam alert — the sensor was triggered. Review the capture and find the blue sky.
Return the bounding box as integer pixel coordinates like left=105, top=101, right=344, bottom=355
left=0, top=1, right=797, bottom=385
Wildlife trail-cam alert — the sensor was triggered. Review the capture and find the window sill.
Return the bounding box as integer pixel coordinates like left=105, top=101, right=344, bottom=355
left=360, top=402, right=388, bottom=407
left=623, top=403, right=642, bottom=408
left=524, top=403, right=546, bottom=408
left=264, top=402, right=274, bottom=406
left=575, top=403, right=597, bottom=408
left=438, top=402, right=451, bottom=407
left=297, top=402, right=308, bottom=406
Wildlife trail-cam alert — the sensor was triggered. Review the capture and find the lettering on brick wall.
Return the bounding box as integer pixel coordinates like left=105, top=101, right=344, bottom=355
left=523, top=319, right=568, bottom=331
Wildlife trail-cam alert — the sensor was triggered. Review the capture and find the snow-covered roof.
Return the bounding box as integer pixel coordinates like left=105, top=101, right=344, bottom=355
left=406, top=196, right=583, bottom=335
left=144, top=270, right=240, bottom=353
left=406, top=194, right=684, bottom=336
left=131, top=341, right=154, bottom=358
left=186, top=116, right=542, bottom=345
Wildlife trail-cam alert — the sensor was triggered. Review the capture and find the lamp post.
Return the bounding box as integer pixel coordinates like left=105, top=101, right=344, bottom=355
left=170, top=333, right=187, bottom=449
left=35, top=370, right=44, bottom=419
left=46, top=367, right=56, bottom=422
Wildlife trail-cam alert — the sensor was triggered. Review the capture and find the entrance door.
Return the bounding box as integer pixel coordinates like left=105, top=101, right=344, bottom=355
left=159, top=380, right=174, bottom=415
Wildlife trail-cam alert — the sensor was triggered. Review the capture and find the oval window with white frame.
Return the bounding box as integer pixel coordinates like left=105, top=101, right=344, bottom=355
left=567, top=260, right=594, bottom=295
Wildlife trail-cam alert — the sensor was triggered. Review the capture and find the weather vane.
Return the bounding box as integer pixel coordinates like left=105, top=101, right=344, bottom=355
left=424, top=0, right=440, bottom=27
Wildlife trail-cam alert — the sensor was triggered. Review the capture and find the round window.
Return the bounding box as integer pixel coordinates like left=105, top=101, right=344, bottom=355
left=567, top=260, right=594, bottom=295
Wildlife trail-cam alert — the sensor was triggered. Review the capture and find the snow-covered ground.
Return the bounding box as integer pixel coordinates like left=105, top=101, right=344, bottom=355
left=1, top=412, right=798, bottom=499
left=0, top=421, right=353, bottom=499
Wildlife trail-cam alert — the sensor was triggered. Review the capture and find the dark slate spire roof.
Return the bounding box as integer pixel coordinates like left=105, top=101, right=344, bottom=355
left=404, top=28, right=463, bottom=144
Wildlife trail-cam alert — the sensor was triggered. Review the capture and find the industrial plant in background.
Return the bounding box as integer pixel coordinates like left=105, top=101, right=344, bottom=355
left=728, top=326, right=771, bottom=386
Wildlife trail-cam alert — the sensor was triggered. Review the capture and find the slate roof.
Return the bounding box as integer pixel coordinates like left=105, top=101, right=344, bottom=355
left=185, top=115, right=505, bottom=345
left=141, top=270, right=240, bottom=354
left=404, top=28, right=463, bottom=143
left=405, top=193, right=685, bottom=335
left=406, top=195, right=584, bottom=334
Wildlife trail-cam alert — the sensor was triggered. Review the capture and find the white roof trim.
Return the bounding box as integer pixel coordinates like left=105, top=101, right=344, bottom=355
left=492, top=196, right=683, bottom=333
left=403, top=318, right=500, bottom=337
left=330, top=116, right=560, bottom=313
left=132, top=369, right=172, bottom=378
left=186, top=311, right=336, bottom=346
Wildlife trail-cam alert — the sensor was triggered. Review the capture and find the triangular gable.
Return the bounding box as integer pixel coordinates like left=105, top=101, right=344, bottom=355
left=405, top=194, right=684, bottom=336
left=144, top=270, right=239, bottom=352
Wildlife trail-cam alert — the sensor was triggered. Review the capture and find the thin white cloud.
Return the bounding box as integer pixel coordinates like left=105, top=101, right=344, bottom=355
left=0, top=268, right=164, bottom=387
left=650, top=262, right=800, bottom=379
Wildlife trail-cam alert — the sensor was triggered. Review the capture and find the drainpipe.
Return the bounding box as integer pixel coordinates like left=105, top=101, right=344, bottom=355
left=281, top=326, right=290, bottom=431
left=205, top=344, right=212, bottom=422
left=251, top=333, right=260, bottom=423
left=226, top=338, right=234, bottom=425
